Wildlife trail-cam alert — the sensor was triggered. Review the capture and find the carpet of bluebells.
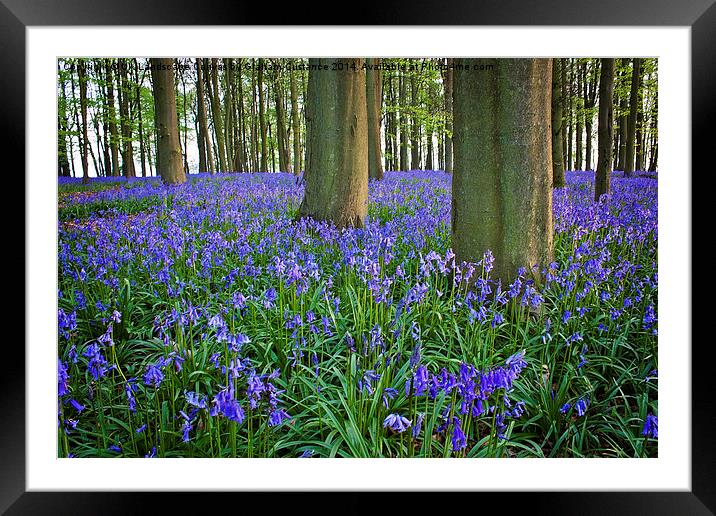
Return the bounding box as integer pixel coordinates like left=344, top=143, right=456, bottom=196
left=57, top=170, right=658, bottom=458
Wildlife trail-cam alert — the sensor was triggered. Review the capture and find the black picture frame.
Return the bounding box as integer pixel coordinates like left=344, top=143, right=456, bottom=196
left=5, top=0, right=709, bottom=514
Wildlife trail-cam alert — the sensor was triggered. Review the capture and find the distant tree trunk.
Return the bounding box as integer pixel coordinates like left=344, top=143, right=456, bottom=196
left=105, top=61, right=121, bottom=177
left=560, top=58, right=568, bottom=172
left=258, top=59, right=269, bottom=172
left=426, top=126, right=434, bottom=170
left=551, top=58, right=566, bottom=187
left=78, top=60, right=90, bottom=184
left=118, top=59, right=136, bottom=178
left=289, top=62, right=302, bottom=175
left=443, top=58, right=453, bottom=173
left=452, top=58, right=553, bottom=286
left=635, top=92, right=645, bottom=172
left=224, top=58, right=235, bottom=172
left=566, top=61, right=573, bottom=171
left=273, top=63, right=290, bottom=172
left=595, top=58, right=615, bottom=201
left=297, top=58, right=368, bottom=228
left=575, top=62, right=583, bottom=170
left=208, top=59, right=227, bottom=172
left=196, top=60, right=213, bottom=173
left=150, top=58, right=186, bottom=185
left=617, top=69, right=628, bottom=170
left=57, top=62, right=72, bottom=177
left=233, top=59, right=247, bottom=172
left=366, top=58, right=384, bottom=181
left=398, top=72, right=408, bottom=171
left=624, top=58, right=642, bottom=178
left=648, top=89, right=658, bottom=172
left=250, top=61, right=259, bottom=172
left=410, top=72, right=420, bottom=170
left=134, top=59, right=147, bottom=177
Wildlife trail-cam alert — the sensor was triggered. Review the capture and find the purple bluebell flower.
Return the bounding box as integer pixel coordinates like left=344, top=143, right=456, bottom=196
left=642, top=413, right=658, bottom=438
left=383, top=413, right=411, bottom=433
left=58, top=360, right=70, bottom=397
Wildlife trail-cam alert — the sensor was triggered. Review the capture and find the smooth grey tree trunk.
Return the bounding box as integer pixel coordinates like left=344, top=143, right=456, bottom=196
left=452, top=58, right=553, bottom=286
left=150, top=58, right=186, bottom=185
left=297, top=58, right=368, bottom=229
left=551, top=58, right=566, bottom=187
left=595, top=58, right=615, bottom=201
left=366, top=58, right=384, bottom=180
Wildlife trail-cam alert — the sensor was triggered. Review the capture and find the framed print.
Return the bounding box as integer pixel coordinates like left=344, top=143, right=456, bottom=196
left=5, top=0, right=710, bottom=513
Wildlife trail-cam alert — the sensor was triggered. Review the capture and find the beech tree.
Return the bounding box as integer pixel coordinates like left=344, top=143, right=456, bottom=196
left=150, top=58, right=186, bottom=185
left=366, top=58, right=384, bottom=181
left=452, top=58, right=553, bottom=285
left=551, top=58, right=566, bottom=187
left=297, top=58, right=368, bottom=228
left=624, top=58, right=642, bottom=178
left=595, top=58, right=615, bottom=201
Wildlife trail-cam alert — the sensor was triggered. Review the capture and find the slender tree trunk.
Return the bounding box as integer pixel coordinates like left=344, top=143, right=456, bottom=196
left=560, top=58, right=568, bottom=172
left=297, top=58, right=368, bottom=228
left=118, top=59, right=136, bottom=178
left=366, top=57, right=384, bottom=180
left=273, top=63, right=290, bottom=172
left=575, top=62, right=583, bottom=170
left=551, top=58, right=566, bottom=187
left=150, top=58, right=186, bottom=185
left=105, top=61, right=121, bottom=177
left=410, top=71, right=420, bottom=170
left=208, top=58, right=227, bottom=172
left=224, top=58, right=235, bottom=172
left=452, top=58, right=553, bottom=286
left=258, top=59, right=269, bottom=172
left=624, top=58, right=642, bottom=178
left=443, top=58, right=453, bottom=173
left=250, top=61, right=259, bottom=172
left=78, top=60, right=90, bottom=184
left=134, top=60, right=148, bottom=177
left=635, top=91, right=644, bottom=172
left=289, top=61, right=302, bottom=175
left=57, top=62, right=72, bottom=177
left=595, top=58, right=615, bottom=201
left=196, top=60, right=213, bottom=173
left=398, top=72, right=408, bottom=171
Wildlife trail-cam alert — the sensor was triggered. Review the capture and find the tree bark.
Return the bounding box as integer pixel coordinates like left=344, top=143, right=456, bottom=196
left=78, top=60, right=90, bottom=184
left=289, top=61, right=302, bottom=175
left=624, top=58, right=642, bottom=178
left=118, top=59, right=136, bottom=178
left=595, top=58, right=615, bottom=201
left=297, top=58, right=368, bottom=228
left=443, top=58, right=453, bottom=173
left=196, top=60, right=213, bottom=173
left=410, top=71, right=420, bottom=170
left=551, top=58, right=566, bottom=187
left=452, top=58, right=553, bottom=286
left=366, top=58, right=384, bottom=180
left=105, top=61, right=120, bottom=177
left=150, top=59, right=186, bottom=185
left=57, top=62, right=72, bottom=177
left=258, top=59, right=269, bottom=172
left=575, top=62, right=583, bottom=170
left=208, top=58, right=228, bottom=172
left=398, top=71, right=408, bottom=171
left=273, top=62, right=290, bottom=172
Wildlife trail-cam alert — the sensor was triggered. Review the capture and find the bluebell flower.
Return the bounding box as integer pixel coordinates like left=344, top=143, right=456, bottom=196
left=383, top=413, right=411, bottom=433
left=451, top=418, right=467, bottom=451
left=143, top=362, right=164, bottom=388
left=58, top=360, right=70, bottom=397
left=136, top=424, right=147, bottom=433
left=560, top=403, right=571, bottom=414
left=575, top=397, right=589, bottom=417
left=69, top=399, right=84, bottom=412
left=268, top=408, right=291, bottom=427
left=642, top=413, right=658, bottom=439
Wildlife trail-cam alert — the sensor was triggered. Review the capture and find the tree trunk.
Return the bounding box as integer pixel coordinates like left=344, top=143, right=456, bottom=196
left=551, top=58, right=566, bottom=187
left=366, top=58, right=384, bottom=180
left=560, top=59, right=568, bottom=172
left=575, top=62, right=583, bottom=170
left=118, top=59, right=136, bottom=178
left=258, top=59, right=269, bottom=172
left=595, top=59, right=615, bottom=201
left=57, top=62, right=72, bottom=177
left=150, top=59, right=186, bottom=185
left=78, top=60, right=90, bottom=184
left=443, top=59, right=453, bottom=173
left=452, top=58, right=553, bottom=286
left=624, top=58, right=642, bottom=178
left=224, top=58, right=235, bottom=172
left=104, top=61, right=120, bottom=177
left=289, top=61, right=302, bottom=175
left=208, top=58, right=227, bottom=172
left=398, top=72, right=408, bottom=171
left=410, top=72, right=420, bottom=170
left=297, top=58, right=368, bottom=228
left=134, top=59, right=148, bottom=177
left=273, top=62, right=290, bottom=172
left=196, top=60, right=213, bottom=173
